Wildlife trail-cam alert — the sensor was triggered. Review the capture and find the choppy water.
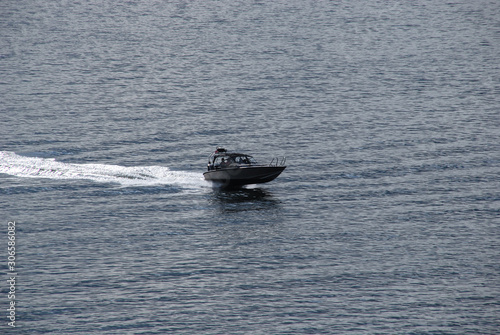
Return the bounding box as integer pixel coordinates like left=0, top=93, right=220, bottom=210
left=1, top=0, right=499, bottom=334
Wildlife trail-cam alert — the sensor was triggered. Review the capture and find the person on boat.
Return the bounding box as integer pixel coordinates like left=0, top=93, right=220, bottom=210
left=220, top=158, right=229, bottom=168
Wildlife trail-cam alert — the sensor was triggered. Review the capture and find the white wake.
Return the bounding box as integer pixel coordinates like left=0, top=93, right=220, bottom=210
left=0, top=151, right=207, bottom=189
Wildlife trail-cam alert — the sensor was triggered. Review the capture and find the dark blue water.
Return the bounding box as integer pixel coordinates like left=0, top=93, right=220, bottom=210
left=1, top=0, right=499, bottom=334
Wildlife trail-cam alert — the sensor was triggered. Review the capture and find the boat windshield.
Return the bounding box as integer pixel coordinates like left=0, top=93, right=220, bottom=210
left=212, top=154, right=257, bottom=168
left=233, top=155, right=257, bottom=165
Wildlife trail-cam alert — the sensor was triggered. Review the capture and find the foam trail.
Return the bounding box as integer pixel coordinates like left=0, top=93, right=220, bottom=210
left=0, top=151, right=207, bottom=189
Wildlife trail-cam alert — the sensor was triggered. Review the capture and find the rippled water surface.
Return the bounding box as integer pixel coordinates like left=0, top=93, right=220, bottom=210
left=1, top=0, right=499, bottom=334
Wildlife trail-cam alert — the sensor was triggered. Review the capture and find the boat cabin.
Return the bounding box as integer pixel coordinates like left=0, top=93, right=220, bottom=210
left=207, top=148, right=258, bottom=171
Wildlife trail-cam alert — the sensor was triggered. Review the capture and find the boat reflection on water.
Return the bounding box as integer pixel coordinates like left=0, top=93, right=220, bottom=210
left=208, top=187, right=281, bottom=214
left=212, top=187, right=273, bottom=202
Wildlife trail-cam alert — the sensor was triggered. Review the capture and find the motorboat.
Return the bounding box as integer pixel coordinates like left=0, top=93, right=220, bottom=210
left=203, top=147, right=286, bottom=187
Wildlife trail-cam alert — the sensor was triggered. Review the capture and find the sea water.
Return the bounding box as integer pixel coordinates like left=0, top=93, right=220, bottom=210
left=1, top=0, right=499, bottom=334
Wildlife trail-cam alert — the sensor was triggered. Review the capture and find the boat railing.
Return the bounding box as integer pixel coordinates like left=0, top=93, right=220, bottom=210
left=269, top=156, right=286, bottom=167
